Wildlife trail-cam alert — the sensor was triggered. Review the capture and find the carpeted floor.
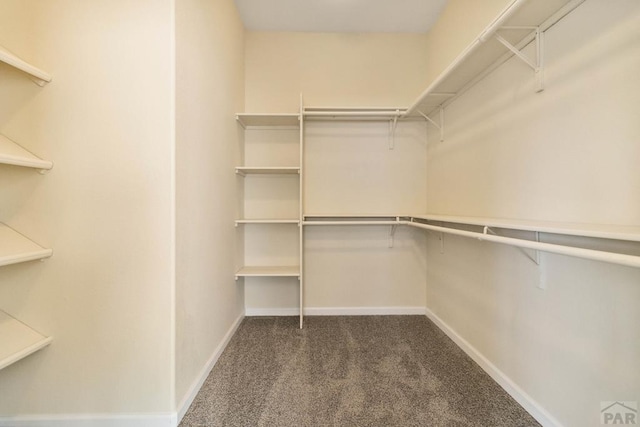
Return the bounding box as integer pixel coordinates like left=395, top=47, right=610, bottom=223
left=180, top=316, right=540, bottom=427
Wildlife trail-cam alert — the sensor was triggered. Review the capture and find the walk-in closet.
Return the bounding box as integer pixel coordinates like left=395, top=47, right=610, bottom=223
left=0, top=0, right=638, bottom=426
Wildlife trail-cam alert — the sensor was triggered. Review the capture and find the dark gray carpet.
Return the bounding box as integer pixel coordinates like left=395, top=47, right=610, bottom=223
left=180, top=316, right=540, bottom=427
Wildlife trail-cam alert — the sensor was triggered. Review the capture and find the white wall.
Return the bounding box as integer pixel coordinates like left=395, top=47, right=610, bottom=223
left=425, top=1, right=640, bottom=426
left=175, top=0, right=245, bottom=413
left=245, top=32, right=430, bottom=111
left=0, top=0, right=174, bottom=419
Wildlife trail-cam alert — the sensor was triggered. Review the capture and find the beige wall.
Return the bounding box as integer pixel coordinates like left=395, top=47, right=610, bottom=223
left=425, top=1, right=640, bottom=426
left=423, top=0, right=512, bottom=86
left=175, top=0, right=245, bottom=412
left=0, top=0, right=174, bottom=418
left=245, top=32, right=430, bottom=111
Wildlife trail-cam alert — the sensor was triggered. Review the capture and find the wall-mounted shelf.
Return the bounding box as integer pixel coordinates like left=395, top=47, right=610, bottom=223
left=0, top=44, right=51, bottom=86
left=0, top=223, right=53, bottom=267
left=235, top=166, right=300, bottom=176
left=235, top=266, right=300, bottom=280
left=0, top=135, right=53, bottom=171
left=235, top=219, right=299, bottom=225
left=0, top=310, right=52, bottom=370
left=236, top=113, right=300, bottom=128
left=414, top=214, right=640, bottom=243
left=405, top=0, right=585, bottom=120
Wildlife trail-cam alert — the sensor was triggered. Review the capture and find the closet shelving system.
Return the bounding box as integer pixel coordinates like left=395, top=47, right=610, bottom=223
left=236, top=0, right=639, bottom=328
left=235, top=109, right=305, bottom=327
left=0, top=45, right=53, bottom=369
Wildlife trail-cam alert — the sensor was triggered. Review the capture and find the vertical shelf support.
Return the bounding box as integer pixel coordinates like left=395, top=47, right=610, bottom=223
left=418, top=107, right=445, bottom=142
left=388, top=110, right=400, bottom=150
left=496, top=26, right=545, bottom=92
left=389, top=223, right=398, bottom=248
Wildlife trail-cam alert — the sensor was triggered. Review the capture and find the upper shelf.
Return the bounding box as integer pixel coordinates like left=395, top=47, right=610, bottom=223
left=235, top=166, right=300, bottom=176
left=0, top=310, right=52, bottom=370
left=405, top=0, right=585, bottom=118
left=0, top=134, right=53, bottom=171
left=0, top=223, right=53, bottom=267
left=236, top=114, right=300, bottom=128
left=0, top=44, right=51, bottom=86
left=413, top=214, right=640, bottom=243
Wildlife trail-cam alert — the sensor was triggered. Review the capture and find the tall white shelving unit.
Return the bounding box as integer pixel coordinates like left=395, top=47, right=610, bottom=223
left=0, top=45, right=53, bottom=369
left=235, top=102, right=305, bottom=328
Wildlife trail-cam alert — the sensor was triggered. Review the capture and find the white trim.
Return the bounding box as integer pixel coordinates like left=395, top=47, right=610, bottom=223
left=175, top=311, right=245, bottom=423
left=305, top=306, right=426, bottom=316
left=245, top=308, right=300, bottom=316
left=245, top=307, right=427, bottom=316
left=0, top=413, right=176, bottom=427
left=424, top=308, right=564, bottom=427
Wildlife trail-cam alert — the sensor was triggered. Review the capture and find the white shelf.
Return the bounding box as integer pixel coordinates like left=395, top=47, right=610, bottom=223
left=413, top=214, right=640, bottom=243
left=0, top=44, right=51, bottom=86
left=235, top=166, right=300, bottom=176
left=236, top=113, right=300, bottom=128
left=235, top=266, right=300, bottom=279
left=0, top=223, right=53, bottom=267
left=235, top=219, right=300, bottom=225
left=405, top=0, right=585, bottom=118
left=0, top=134, right=53, bottom=171
left=0, top=310, right=52, bottom=370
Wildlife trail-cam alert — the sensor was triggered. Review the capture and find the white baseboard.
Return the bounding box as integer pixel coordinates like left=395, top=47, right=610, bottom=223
left=305, top=306, right=427, bottom=315
left=0, top=413, right=176, bottom=427
left=175, top=311, right=245, bottom=423
left=424, top=308, right=563, bottom=427
left=245, top=307, right=299, bottom=316
left=245, top=306, right=427, bottom=316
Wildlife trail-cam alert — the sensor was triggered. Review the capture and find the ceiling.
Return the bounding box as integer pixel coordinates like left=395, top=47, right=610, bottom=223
left=234, top=0, right=449, bottom=33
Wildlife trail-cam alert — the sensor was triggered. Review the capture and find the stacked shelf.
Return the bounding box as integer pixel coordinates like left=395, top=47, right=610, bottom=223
left=1, top=43, right=53, bottom=369
left=235, top=112, right=303, bottom=298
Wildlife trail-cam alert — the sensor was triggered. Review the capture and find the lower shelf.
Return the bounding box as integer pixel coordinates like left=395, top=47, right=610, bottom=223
left=235, top=266, right=300, bottom=280
left=0, top=310, right=52, bottom=370
left=0, top=223, right=53, bottom=267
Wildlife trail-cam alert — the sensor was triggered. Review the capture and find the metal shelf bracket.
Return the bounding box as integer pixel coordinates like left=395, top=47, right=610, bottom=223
left=418, top=107, right=445, bottom=142
left=484, top=226, right=540, bottom=265
left=389, top=223, right=398, bottom=248
left=388, top=110, right=400, bottom=150
left=495, top=26, right=545, bottom=92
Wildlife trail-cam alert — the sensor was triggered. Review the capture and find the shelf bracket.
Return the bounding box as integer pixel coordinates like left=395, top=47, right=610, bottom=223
left=418, top=107, right=444, bottom=142
left=483, top=226, right=540, bottom=265
left=495, top=27, right=545, bottom=92
left=388, top=110, right=400, bottom=150
left=389, top=223, right=398, bottom=248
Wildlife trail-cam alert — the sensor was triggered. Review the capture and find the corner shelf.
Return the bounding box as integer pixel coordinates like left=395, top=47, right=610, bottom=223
left=0, top=135, right=53, bottom=171
left=235, top=266, right=300, bottom=280
left=0, top=310, right=52, bottom=370
left=405, top=0, right=585, bottom=119
left=0, top=44, right=51, bottom=86
left=0, top=223, right=53, bottom=267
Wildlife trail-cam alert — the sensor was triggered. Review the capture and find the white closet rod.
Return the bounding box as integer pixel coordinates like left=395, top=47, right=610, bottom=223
left=304, top=221, right=401, bottom=226
left=405, top=221, right=640, bottom=269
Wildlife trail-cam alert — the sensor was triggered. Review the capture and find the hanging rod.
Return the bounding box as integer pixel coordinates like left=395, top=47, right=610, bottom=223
left=405, top=220, right=640, bottom=269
